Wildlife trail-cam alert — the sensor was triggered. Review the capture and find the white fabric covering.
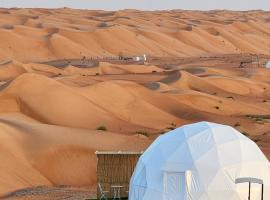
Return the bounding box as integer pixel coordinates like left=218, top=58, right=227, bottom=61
left=129, top=122, right=270, bottom=200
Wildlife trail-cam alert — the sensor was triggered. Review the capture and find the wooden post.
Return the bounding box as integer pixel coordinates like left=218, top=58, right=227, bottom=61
left=261, top=184, right=264, bottom=200
left=248, top=182, right=251, bottom=200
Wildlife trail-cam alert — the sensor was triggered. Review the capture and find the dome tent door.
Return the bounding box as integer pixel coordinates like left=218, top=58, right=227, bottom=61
left=235, top=177, right=264, bottom=200
left=163, top=172, right=186, bottom=200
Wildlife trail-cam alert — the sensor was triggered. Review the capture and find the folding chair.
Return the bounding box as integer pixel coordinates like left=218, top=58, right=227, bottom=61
left=98, top=183, right=109, bottom=200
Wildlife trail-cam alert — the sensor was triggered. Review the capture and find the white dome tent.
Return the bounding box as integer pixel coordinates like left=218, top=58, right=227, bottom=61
left=129, top=122, right=270, bottom=200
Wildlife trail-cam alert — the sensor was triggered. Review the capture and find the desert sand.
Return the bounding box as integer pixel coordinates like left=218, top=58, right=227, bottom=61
left=0, top=8, right=270, bottom=199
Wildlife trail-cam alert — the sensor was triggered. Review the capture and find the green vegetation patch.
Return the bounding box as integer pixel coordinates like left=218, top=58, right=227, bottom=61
left=96, top=125, right=107, bottom=131
left=136, top=130, right=149, bottom=137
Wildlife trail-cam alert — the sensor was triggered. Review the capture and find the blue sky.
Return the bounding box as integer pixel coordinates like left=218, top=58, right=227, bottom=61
left=0, top=0, right=269, bottom=10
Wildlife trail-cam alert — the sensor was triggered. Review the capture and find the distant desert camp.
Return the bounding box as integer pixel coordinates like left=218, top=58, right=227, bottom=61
left=0, top=7, right=270, bottom=200
left=266, top=61, right=270, bottom=69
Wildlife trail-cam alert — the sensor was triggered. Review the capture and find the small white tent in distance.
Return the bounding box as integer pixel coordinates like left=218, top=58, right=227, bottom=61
left=129, top=122, right=270, bottom=200
left=266, top=61, right=270, bottom=69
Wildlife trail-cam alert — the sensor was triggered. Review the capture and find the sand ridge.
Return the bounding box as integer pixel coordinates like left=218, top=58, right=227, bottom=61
left=0, top=9, right=270, bottom=62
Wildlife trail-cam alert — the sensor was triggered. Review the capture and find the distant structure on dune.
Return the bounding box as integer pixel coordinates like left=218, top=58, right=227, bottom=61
left=129, top=122, right=270, bottom=200
left=133, top=54, right=147, bottom=62
left=266, top=61, right=270, bottom=69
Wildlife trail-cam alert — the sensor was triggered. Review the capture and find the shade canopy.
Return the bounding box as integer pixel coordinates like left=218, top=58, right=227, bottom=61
left=129, top=122, right=270, bottom=200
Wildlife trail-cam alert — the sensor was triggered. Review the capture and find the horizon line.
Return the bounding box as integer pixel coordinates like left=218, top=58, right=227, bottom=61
left=0, top=6, right=269, bottom=12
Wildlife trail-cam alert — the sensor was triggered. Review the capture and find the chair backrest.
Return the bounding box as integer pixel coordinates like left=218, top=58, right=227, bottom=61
left=98, top=183, right=104, bottom=194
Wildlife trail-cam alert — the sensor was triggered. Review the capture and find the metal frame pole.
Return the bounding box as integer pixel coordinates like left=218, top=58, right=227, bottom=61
left=261, top=184, right=264, bottom=200
left=248, top=182, right=251, bottom=200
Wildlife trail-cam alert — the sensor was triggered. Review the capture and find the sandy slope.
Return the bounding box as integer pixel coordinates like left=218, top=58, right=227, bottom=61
left=0, top=8, right=270, bottom=198
left=0, top=113, right=150, bottom=195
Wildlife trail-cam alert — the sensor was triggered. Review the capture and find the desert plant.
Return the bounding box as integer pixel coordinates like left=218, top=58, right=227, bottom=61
left=227, top=96, right=235, bottom=100
left=96, top=125, right=107, bottom=131
left=255, top=117, right=264, bottom=121
left=98, top=22, right=108, bottom=28
left=2, top=24, right=14, bottom=29
left=166, top=122, right=177, bottom=130
left=158, top=130, right=167, bottom=135
left=136, top=130, right=149, bottom=137
left=234, top=122, right=241, bottom=127
left=185, top=25, right=193, bottom=31
left=242, top=132, right=249, bottom=137
left=253, top=138, right=260, bottom=143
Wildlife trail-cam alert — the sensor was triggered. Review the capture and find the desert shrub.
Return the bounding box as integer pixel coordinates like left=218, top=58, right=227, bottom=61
left=234, top=122, right=241, bottom=127
left=136, top=130, right=149, bottom=137
left=31, top=15, right=39, bottom=19
left=253, top=138, right=260, bottom=143
left=2, top=24, right=14, bottom=29
left=227, top=96, right=235, bottom=100
left=255, top=117, right=263, bottom=122
left=242, top=132, right=249, bottom=137
left=255, top=118, right=265, bottom=124
left=98, top=22, right=108, bottom=28
left=250, top=136, right=261, bottom=143
left=185, top=25, right=193, bottom=31
left=166, top=122, right=177, bottom=130
left=96, top=72, right=100, bottom=76
left=158, top=130, right=167, bottom=135
left=97, top=125, right=107, bottom=131
left=245, top=114, right=270, bottom=123
left=214, top=106, right=220, bottom=110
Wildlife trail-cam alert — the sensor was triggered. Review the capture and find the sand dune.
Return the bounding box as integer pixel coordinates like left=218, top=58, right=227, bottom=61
left=1, top=73, right=147, bottom=133
left=76, top=80, right=186, bottom=129
left=0, top=9, right=270, bottom=61
left=0, top=60, right=25, bottom=81
left=0, top=113, right=150, bottom=195
left=0, top=8, right=270, bottom=198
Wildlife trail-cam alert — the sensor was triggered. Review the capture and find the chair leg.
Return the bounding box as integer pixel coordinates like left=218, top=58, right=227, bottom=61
left=100, top=194, right=107, bottom=200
